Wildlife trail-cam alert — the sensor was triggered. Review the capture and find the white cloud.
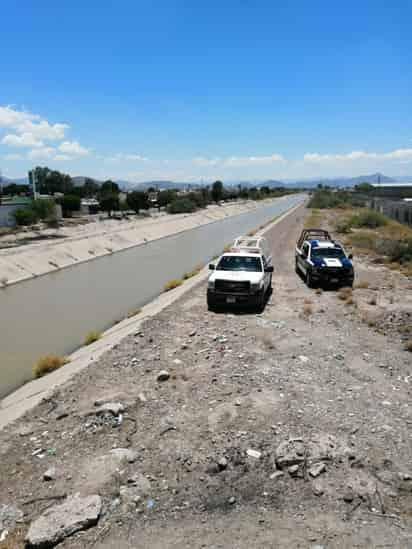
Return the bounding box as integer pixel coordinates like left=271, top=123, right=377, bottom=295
left=58, top=140, right=90, bottom=157
left=192, top=156, right=221, bottom=167
left=105, top=152, right=148, bottom=163
left=303, top=148, right=412, bottom=163
left=0, top=105, right=68, bottom=141
left=224, top=153, right=285, bottom=166
left=2, top=132, right=44, bottom=148
left=192, top=153, right=285, bottom=167
left=28, top=147, right=56, bottom=160
left=54, top=154, right=71, bottom=161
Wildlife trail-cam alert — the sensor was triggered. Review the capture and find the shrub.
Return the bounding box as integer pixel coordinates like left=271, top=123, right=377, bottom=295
left=13, top=208, right=37, bottom=226
left=127, top=308, right=142, bottom=318
left=368, top=294, right=377, bottom=306
left=349, top=232, right=376, bottom=250
left=84, top=330, right=101, bottom=345
left=405, top=339, right=412, bottom=352
left=315, top=287, right=323, bottom=295
left=183, top=264, right=203, bottom=279
left=338, top=287, right=352, bottom=300
left=348, top=209, right=387, bottom=229
left=163, top=278, right=183, bottom=291
left=167, top=198, right=197, bottom=214
left=303, top=303, right=313, bottom=317
left=32, top=198, right=56, bottom=220
left=33, top=355, right=68, bottom=378
left=59, top=194, right=81, bottom=217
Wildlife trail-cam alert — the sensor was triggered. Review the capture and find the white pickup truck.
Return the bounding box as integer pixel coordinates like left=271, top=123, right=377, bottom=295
left=207, top=236, right=273, bottom=311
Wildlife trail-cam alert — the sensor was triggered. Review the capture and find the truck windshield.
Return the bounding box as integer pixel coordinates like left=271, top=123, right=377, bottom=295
left=312, top=247, right=345, bottom=259
left=217, top=256, right=262, bottom=272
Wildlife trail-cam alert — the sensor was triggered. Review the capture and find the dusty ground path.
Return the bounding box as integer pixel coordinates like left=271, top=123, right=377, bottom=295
left=1, top=204, right=411, bottom=549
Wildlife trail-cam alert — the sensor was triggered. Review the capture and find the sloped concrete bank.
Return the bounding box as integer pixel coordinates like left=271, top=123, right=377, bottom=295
left=0, top=201, right=304, bottom=431
left=0, top=198, right=290, bottom=287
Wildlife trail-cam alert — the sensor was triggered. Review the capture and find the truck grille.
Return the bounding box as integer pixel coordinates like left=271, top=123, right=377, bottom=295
left=215, top=279, right=250, bottom=293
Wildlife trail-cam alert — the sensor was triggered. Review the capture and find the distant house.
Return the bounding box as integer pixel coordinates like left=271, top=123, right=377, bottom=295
left=81, top=198, right=100, bottom=215
left=0, top=197, right=31, bottom=227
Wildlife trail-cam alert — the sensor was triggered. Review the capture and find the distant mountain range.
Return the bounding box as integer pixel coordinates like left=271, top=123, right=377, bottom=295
left=2, top=172, right=411, bottom=190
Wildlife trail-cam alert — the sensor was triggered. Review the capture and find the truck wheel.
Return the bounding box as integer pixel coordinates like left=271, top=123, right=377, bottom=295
left=207, top=296, right=216, bottom=312
left=257, top=289, right=266, bottom=312
left=306, top=270, right=315, bottom=288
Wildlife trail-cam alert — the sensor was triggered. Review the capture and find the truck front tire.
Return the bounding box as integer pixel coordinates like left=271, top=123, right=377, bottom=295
left=306, top=270, right=315, bottom=288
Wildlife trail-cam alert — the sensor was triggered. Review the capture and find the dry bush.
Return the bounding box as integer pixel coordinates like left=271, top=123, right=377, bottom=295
left=354, top=280, right=369, bottom=289
left=303, top=298, right=313, bottom=304
left=84, top=330, right=101, bottom=345
left=0, top=528, right=26, bottom=548
left=303, top=303, right=313, bottom=317
left=368, top=294, right=377, bottom=306
left=405, top=339, right=412, bottom=352
left=127, top=308, right=142, bottom=318
left=183, top=264, right=203, bottom=280
left=163, top=278, right=183, bottom=292
left=345, top=296, right=357, bottom=307
left=338, top=287, right=353, bottom=300
left=315, top=287, right=323, bottom=295
left=33, top=355, right=68, bottom=378
left=247, top=229, right=256, bottom=236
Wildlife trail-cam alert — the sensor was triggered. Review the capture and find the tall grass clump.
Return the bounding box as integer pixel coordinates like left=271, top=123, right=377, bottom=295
left=33, top=355, right=68, bottom=378
left=163, top=278, right=183, bottom=292
left=84, top=330, right=101, bottom=345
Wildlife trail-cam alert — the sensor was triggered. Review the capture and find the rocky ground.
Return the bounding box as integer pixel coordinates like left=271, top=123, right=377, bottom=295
left=1, top=204, right=411, bottom=548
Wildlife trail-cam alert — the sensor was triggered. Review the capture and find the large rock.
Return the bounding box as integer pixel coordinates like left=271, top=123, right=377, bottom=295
left=0, top=503, right=23, bottom=530
left=26, top=494, right=101, bottom=548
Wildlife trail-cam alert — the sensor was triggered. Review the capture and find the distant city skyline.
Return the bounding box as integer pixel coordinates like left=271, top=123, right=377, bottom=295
left=1, top=1, right=411, bottom=182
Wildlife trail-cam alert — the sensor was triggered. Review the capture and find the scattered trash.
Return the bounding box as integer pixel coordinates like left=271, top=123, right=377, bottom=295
left=246, top=449, right=262, bottom=459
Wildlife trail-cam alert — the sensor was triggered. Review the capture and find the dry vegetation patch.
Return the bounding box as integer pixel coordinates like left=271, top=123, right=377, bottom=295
left=33, top=355, right=68, bottom=378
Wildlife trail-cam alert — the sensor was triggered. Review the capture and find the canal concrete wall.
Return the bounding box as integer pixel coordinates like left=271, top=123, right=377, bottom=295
left=0, top=198, right=290, bottom=286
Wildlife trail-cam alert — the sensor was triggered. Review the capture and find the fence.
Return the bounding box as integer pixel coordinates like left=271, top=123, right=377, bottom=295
left=369, top=197, right=412, bottom=226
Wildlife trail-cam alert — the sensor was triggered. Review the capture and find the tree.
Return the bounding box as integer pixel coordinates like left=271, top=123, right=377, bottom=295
left=99, top=192, right=119, bottom=217
left=355, top=182, right=373, bottom=193
left=157, top=189, right=177, bottom=211
left=83, top=178, right=100, bottom=197
left=32, top=198, right=56, bottom=220
left=126, top=191, right=149, bottom=214
left=59, top=194, right=81, bottom=217
left=34, top=166, right=73, bottom=195
left=211, top=180, right=223, bottom=203
left=101, top=180, right=120, bottom=194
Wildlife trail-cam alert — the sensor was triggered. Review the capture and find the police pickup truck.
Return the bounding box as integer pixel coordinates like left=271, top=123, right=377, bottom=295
left=295, top=229, right=354, bottom=288
left=207, top=236, right=273, bottom=311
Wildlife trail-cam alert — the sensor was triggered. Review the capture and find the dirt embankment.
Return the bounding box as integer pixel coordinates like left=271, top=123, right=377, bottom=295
left=1, top=204, right=411, bottom=548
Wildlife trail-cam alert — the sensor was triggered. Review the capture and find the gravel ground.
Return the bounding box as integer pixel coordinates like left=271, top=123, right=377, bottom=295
left=1, top=204, right=411, bottom=549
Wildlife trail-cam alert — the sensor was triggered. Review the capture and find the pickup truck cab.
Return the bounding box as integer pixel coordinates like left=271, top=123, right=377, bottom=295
left=207, top=247, right=273, bottom=311
left=295, top=229, right=354, bottom=288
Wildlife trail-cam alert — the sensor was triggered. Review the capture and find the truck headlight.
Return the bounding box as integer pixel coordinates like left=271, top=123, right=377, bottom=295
left=250, top=281, right=263, bottom=293
left=208, top=279, right=215, bottom=290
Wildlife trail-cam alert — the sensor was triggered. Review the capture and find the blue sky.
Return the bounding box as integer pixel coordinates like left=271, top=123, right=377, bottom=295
left=1, top=0, right=411, bottom=182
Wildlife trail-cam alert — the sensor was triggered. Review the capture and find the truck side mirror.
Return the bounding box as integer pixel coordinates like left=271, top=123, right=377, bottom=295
left=265, top=266, right=274, bottom=273
left=209, top=263, right=215, bottom=270
left=348, top=254, right=353, bottom=260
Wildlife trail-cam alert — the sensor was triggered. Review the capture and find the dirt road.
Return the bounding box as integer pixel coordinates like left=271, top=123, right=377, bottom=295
left=1, top=204, right=411, bottom=548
